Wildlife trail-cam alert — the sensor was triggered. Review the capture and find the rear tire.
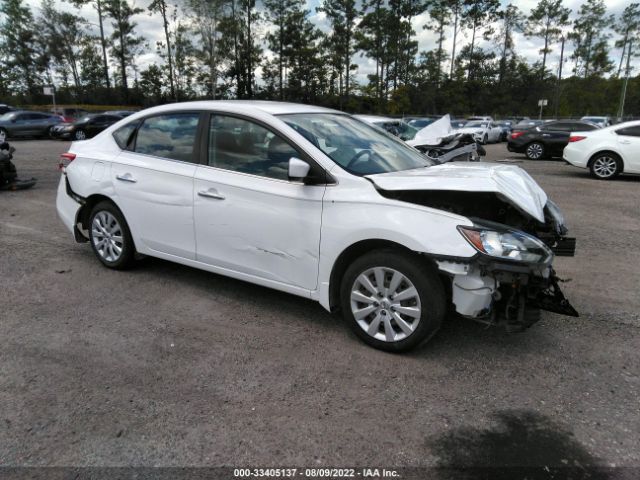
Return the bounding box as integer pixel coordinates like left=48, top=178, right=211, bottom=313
left=88, top=201, right=135, bottom=269
left=589, top=153, right=621, bottom=180
left=340, top=249, right=446, bottom=352
left=0, top=127, right=7, bottom=142
left=525, top=142, right=545, bottom=160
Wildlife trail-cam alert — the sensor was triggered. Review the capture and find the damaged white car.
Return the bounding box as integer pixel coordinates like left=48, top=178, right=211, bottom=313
left=56, top=101, right=577, bottom=352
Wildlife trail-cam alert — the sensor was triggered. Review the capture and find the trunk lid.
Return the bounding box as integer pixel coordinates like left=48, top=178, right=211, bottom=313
left=366, top=162, right=548, bottom=222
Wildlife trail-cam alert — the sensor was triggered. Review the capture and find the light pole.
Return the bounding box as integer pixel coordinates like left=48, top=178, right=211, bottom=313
left=554, top=36, right=565, bottom=119
left=617, top=39, right=633, bottom=121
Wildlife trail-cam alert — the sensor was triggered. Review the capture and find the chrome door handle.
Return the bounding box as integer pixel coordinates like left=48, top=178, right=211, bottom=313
left=116, top=173, right=137, bottom=183
left=198, top=189, right=225, bottom=200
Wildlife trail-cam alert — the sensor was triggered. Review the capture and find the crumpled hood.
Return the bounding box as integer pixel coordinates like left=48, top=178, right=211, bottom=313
left=366, top=163, right=548, bottom=222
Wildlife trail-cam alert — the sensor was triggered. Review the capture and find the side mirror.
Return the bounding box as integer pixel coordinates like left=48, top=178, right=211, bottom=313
left=288, top=157, right=311, bottom=181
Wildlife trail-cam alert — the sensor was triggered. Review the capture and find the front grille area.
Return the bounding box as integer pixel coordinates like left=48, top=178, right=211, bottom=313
left=551, top=237, right=576, bottom=257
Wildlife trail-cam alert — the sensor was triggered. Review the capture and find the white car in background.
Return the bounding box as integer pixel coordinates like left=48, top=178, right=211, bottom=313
left=580, top=116, right=612, bottom=128
left=563, top=120, right=640, bottom=180
left=455, top=120, right=503, bottom=144
left=56, top=101, right=577, bottom=352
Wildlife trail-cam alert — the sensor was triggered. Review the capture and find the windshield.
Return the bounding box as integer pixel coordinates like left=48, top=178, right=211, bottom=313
left=583, top=117, right=604, bottom=124
left=279, top=113, right=434, bottom=176
left=0, top=112, right=16, bottom=121
left=465, top=121, right=488, bottom=128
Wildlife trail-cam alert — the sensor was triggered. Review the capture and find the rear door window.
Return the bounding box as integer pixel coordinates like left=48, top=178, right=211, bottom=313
left=616, top=126, right=640, bottom=137
left=133, top=113, right=200, bottom=162
left=113, top=122, right=139, bottom=149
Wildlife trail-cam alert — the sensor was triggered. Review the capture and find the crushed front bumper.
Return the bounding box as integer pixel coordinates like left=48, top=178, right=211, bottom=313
left=437, top=256, right=578, bottom=332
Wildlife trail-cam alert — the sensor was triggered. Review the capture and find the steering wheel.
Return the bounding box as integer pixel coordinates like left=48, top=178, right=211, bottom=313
left=346, top=149, right=373, bottom=170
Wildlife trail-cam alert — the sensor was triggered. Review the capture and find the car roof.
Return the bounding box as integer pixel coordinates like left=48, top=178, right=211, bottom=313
left=138, top=100, right=340, bottom=117
left=353, top=114, right=396, bottom=123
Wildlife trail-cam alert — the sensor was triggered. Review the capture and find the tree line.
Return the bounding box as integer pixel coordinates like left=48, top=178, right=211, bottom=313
left=0, top=0, right=638, bottom=117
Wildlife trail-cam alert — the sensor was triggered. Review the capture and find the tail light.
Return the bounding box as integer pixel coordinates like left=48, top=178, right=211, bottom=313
left=569, top=135, right=587, bottom=142
left=59, top=152, right=76, bottom=171
left=510, top=131, right=525, bottom=139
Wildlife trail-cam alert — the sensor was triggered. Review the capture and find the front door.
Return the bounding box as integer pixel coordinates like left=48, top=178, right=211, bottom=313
left=194, top=114, right=326, bottom=290
left=112, top=111, right=201, bottom=259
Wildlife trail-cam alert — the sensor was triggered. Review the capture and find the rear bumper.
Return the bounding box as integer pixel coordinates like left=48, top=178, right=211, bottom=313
left=507, top=142, right=525, bottom=153
left=562, top=146, right=589, bottom=168
left=56, top=175, right=82, bottom=236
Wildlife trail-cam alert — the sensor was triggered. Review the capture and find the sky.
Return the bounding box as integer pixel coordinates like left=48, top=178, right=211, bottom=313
left=26, top=0, right=636, bottom=86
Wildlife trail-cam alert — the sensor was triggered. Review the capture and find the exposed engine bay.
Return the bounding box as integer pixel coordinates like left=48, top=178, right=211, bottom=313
left=379, top=188, right=579, bottom=331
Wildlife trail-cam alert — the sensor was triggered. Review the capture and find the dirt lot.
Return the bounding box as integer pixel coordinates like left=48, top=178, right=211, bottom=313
left=1, top=139, right=639, bottom=473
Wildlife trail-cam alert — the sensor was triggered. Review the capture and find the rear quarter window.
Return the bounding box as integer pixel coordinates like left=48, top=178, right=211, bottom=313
left=113, top=121, right=139, bottom=149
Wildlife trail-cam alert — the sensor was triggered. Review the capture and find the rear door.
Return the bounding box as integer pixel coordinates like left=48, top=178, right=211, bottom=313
left=616, top=125, right=640, bottom=173
left=540, top=122, right=572, bottom=155
left=112, top=111, right=201, bottom=259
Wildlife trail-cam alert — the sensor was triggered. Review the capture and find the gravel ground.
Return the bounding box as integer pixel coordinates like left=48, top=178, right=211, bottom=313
left=1, top=139, right=639, bottom=473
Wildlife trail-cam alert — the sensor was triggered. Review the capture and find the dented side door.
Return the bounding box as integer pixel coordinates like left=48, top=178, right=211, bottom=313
left=193, top=166, right=325, bottom=290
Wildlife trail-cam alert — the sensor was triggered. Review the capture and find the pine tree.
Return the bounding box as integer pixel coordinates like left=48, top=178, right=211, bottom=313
left=461, top=0, right=499, bottom=79
left=525, top=0, right=570, bottom=78
left=317, top=0, right=357, bottom=102
left=103, top=0, right=144, bottom=96
left=423, top=0, right=452, bottom=87
left=568, top=0, right=613, bottom=77
left=0, top=0, right=43, bottom=97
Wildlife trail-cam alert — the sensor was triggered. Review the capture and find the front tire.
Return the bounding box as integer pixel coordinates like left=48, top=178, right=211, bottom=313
left=525, top=142, right=545, bottom=160
left=0, top=127, right=7, bottom=142
left=340, top=250, right=446, bottom=352
left=590, top=153, right=621, bottom=180
left=88, top=201, right=135, bottom=269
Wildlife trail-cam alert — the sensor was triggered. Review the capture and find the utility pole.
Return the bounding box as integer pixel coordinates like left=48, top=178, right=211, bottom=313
left=554, top=36, right=565, bottom=119
left=617, top=39, right=633, bottom=121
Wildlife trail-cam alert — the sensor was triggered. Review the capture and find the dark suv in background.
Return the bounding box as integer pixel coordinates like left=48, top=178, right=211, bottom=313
left=508, top=120, right=600, bottom=159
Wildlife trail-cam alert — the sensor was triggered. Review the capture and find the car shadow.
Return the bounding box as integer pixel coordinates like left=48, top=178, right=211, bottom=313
left=426, top=409, right=611, bottom=480
left=133, top=256, right=344, bottom=333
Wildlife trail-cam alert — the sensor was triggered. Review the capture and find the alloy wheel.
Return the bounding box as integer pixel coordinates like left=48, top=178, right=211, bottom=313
left=526, top=143, right=543, bottom=159
left=350, top=267, right=421, bottom=342
left=91, top=211, right=124, bottom=262
left=592, top=156, right=618, bottom=178
left=75, top=130, right=86, bottom=140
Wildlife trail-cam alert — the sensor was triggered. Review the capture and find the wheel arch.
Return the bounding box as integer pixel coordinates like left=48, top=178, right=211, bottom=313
left=75, top=194, right=128, bottom=240
left=587, top=150, right=624, bottom=172
left=327, top=239, right=440, bottom=312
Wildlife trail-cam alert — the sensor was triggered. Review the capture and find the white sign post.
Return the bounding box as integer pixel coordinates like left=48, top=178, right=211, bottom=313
left=538, top=99, right=548, bottom=120
left=43, top=86, right=57, bottom=115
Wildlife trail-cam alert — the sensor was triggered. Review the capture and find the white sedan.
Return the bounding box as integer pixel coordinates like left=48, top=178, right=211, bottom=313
left=563, top=120, right=640, bottom=180
left=456, top=120, right=503, bottom=144
left=56, top=101, right=577, bottom=352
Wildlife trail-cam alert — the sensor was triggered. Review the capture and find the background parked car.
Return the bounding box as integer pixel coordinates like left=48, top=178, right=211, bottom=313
left=455, top=120, right=502, bottom=144
left=580, top=116, right=612, bottom=128
left=496, top=120, right=515, bottom=141
left=354, top=115, right=420, bottom=141
left=0, top=111, right=63, bottom=140
left=105, top=110, right=137, bottom=117
left=51, top=113, right=124, bottom=140
left=564, top=120, right=640, bottom=179
left=512, top=119, right=544, bottom=131
left=52, top=107, right=89, bottom=123
left=404, top=117, right=437, bottom=129
left=0, top=104, right=15, bottom=115
left=508, top=120, right=600, bottom=160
